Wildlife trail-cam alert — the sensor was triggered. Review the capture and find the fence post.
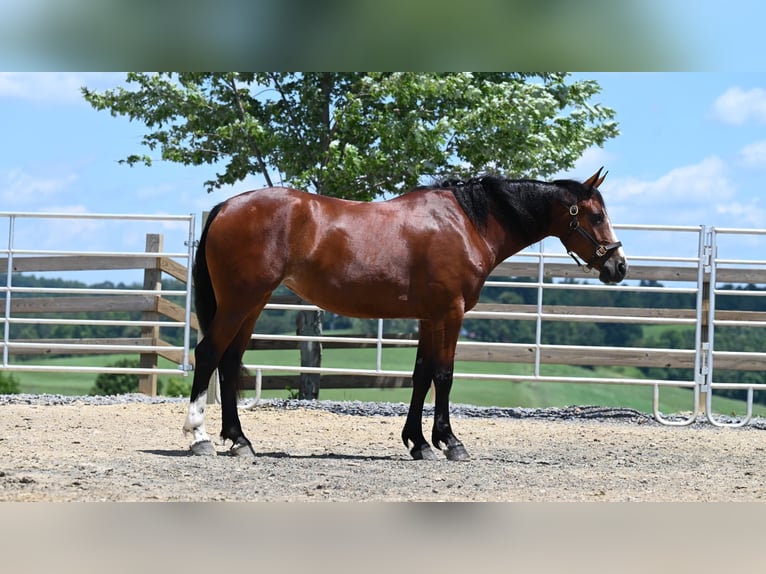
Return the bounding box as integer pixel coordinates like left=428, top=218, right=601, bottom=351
left=698, top=273, right=710, bottom=415
left=139, top=233, right=162, bottom=396
left=697, top=227, right=717, bottom=417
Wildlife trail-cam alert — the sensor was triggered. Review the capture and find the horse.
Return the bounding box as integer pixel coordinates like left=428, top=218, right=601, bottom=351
left=183, top=168, right=627, bottom=461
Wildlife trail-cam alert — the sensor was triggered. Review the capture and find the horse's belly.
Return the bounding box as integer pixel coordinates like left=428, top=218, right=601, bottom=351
left=283, top=274, right=421, bottom=319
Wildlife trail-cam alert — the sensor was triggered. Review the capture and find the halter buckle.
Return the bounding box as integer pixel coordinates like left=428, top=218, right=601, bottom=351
left=569, top=205, right=579, bottom=216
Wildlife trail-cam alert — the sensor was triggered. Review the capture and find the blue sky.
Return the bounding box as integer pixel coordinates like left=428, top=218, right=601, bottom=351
left=2, top=72, right=766, bottom=279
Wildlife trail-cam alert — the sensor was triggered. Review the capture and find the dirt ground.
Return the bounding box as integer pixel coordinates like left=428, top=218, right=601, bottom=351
left=1, top=401, right=765, bottom=501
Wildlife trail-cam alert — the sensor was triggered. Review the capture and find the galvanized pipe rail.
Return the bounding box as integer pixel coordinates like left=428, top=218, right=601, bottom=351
left=0, top=211, right=196, bottom=382
left=2, top=212, right=765, bottom=428
left=243, top=223, right=766, bottom=426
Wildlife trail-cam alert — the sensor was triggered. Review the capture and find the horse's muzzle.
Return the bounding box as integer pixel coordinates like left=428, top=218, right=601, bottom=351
left=599, top=255, right=628, bottom=284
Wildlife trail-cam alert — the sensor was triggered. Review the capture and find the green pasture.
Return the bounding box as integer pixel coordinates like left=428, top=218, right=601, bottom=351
left=5, top=355, right=181, bottom=396
left=4, top=346, right=763, bottom=419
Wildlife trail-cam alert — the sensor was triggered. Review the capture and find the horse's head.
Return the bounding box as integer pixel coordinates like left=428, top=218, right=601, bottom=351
left=556, top=168, right=627, bottom=284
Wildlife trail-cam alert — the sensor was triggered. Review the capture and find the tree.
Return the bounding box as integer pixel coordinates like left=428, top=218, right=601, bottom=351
left=83, top=73, right=618, bottom=399
left=0, top=371, right=20, bottom=394
left=82, top=73, right=618, bottom=199
left=90, top=358, right=140, bottom=395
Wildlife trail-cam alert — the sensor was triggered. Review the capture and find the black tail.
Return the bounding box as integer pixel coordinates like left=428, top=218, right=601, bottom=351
left=193, top=202, right=225, bottom=336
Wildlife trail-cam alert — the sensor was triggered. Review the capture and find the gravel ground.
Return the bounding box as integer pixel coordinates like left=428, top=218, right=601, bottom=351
left=2, top=394, right=766, bottom=501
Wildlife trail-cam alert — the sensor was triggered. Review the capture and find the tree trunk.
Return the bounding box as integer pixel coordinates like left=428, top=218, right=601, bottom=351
left=297, top=307, right=323, bottom=400
left=293, top=74, right=332, bottom=399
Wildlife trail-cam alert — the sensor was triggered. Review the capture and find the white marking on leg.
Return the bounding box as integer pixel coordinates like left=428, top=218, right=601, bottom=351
left=183, top=391, right=212, bottom=445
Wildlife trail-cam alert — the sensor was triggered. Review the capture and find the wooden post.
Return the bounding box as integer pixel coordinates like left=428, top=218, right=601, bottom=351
left=138, top=233, right=162, bottom=396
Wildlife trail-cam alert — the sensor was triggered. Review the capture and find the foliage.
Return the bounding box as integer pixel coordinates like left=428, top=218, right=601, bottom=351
left=162, top=376, right=192, bottom=398
left=90, top=358, right=140, bottom=395
left=82, top=72, right=618, bottom=199
left=0, top=371, right=20, bottom=394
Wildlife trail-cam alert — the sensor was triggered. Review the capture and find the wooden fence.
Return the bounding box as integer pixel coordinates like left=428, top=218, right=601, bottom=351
left=3, top=220, right=766, bottom=419
left=241, top=257, right=766, bottom=393
left=1, top=213, right=197, bottom=396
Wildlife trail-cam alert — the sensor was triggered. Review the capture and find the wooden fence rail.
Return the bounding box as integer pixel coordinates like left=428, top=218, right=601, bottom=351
left=3, top=225, right=766, bottom=402
left=1, top=232, right=196, bottom=395
left=240, top=253, right=766, bottom=392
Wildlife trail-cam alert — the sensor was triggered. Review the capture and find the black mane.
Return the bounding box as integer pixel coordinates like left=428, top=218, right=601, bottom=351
left=426, top=175, right=590, bottom=242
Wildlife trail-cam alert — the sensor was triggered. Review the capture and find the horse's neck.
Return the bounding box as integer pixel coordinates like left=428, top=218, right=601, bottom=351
left=484, top=187, right=559, bottom=267
left=484, top=218, right=549, bottom=268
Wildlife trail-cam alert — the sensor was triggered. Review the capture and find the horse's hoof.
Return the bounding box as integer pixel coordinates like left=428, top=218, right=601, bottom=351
left=190, top=440, right=217, bottom=456
left=410, top=445, right=437, bottom=461
left=444, top=444, right=470, bottom=461
left=230, top=437, right=256, bottom=458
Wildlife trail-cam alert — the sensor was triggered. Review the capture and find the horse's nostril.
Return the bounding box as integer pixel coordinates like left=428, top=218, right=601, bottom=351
left=617, top=260, right=627, bottom=277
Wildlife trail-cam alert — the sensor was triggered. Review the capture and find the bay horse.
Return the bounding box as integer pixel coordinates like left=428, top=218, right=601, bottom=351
left=183, top=168, right=627, bottom=461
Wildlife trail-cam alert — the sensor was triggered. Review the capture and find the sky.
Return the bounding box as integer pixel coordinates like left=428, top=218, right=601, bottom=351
left=2, top=72, right=766, bottom=281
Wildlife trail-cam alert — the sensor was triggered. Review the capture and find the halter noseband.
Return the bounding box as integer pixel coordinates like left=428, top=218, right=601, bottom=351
left=561, top=203, right=622, bottom=272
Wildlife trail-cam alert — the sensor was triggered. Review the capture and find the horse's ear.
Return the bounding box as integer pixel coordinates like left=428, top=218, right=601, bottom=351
left=582, top=167, right=604, bottom=190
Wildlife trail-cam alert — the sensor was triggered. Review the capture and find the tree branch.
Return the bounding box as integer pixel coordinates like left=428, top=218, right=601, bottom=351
left=228, top=75, right=273, bottom=188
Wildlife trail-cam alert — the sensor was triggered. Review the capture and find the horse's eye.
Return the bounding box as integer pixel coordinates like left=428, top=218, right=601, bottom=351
left=591, top=212, right=605, bottom=225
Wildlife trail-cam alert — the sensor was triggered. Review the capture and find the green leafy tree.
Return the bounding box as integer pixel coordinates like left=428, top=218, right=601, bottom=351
left=82, top=72, right=618, bottom=198
left=83, top=72, right=618, bottom=399
left=0, top=372, right=20, bottom=394
left=162, top=377, right=192, bottom=398
left=90, top=359, right=140, bottom=395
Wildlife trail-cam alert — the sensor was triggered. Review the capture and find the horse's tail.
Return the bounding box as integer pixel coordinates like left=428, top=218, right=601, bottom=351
left=193, top=202, right=225, bottom=336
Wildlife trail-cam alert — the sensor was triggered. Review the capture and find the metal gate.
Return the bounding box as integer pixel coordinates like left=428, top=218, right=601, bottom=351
left=243, top=223, right=766, bottom=426
left=700, top=227, right=766, bottom=426
left=0, top=211, right=197, bottom=390
left=3, top=212, right=765, bottom=427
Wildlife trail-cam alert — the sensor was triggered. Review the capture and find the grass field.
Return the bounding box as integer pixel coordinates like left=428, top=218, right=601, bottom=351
left=4, top=346, right=764, bottom=418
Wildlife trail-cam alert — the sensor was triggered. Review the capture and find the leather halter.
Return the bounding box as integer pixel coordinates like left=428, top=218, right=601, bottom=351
left=561, top=204, right=622, bottom=271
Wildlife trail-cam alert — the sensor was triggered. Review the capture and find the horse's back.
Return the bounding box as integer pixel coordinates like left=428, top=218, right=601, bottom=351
left=206, top=186, right=491, bottom=318
left=218, top=186, right=467, bottom=239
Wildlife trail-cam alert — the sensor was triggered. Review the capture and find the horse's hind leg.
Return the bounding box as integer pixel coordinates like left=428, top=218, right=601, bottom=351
left=183, top=307, right=258, bottom=456
left=183, top=334, right=221, bottom=456
left=218, top=311, right=260, bottom=457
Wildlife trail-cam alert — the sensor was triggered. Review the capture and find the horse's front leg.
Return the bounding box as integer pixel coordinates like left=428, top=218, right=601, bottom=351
left=402, top=361, right=437, bottom=460
left=430, top=315, right=469, bottom=461
left=402, top=321, right=438, bottom=460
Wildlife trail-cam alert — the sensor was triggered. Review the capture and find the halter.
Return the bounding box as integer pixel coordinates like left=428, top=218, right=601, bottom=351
left=561, top=203, right=622, bottom=272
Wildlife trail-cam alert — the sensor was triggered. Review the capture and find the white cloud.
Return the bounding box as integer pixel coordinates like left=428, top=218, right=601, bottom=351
left=0, top=168, right=78, bottom=205
left=711, top=86, right=766, bottom=125
left=603, top=156, right=750, bottom=231
left=0, top=72, right=123, bottom=105
left=611, top=156, right=733, bottom=204
left=552, top=146, right=617, bottom=181
left=739, top=140, right=766, bottom=167
left=716, top=200, right=766, bottom=228
left=571, top=146, right=617, bottom=178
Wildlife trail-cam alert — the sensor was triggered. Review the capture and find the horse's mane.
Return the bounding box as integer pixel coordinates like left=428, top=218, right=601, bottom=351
left=422, top=175, right=590, bottom=242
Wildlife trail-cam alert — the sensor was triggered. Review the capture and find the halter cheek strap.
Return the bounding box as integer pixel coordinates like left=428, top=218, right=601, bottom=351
left=562, top=204, right=622, bottom=271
